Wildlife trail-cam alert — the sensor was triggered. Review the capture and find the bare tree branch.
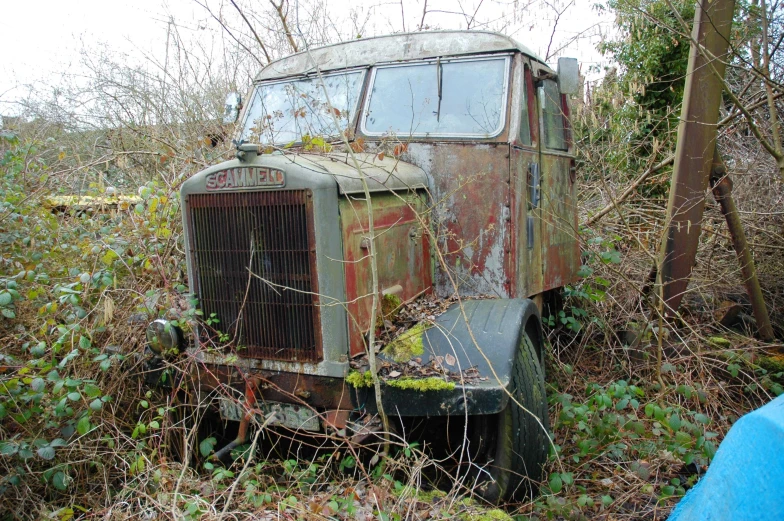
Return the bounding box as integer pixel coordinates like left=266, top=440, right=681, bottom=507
left=192, top=0, right=267, bottom=67
left=418, top=0, right=429, bottom=30
left=761, top=0, right=783, bottom=156
left=544, top=0, right=575, bottom=60
left=230, top=0, right=274, bottom=63
left=270, top=0, right=299, bottom=53
left=585, top=89, right=784, bottom=226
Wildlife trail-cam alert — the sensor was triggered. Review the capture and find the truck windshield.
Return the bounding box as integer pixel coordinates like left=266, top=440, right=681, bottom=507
left=240, top=70, right=365, bottom=145
left=362, top=56, right=508, bottom=138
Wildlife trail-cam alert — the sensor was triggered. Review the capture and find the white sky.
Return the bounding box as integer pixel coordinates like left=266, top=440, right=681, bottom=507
left=0, top=0, right=614, bottom=117
left=0, top=1, right=202, bottom=103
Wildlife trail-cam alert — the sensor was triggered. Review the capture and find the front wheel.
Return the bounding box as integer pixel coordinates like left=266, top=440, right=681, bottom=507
left=473, top=327, right=550, bottom=503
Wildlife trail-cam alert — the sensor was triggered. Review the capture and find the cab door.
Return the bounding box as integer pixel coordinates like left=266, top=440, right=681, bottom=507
left=511, top=58, right=544, bottom=297
left=536, top=74, right=580, bottom=290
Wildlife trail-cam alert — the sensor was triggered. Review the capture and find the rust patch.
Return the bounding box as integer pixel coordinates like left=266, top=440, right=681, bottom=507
left=405, top=143, right=511, bottom=298
left=197, top=363, right=353, bottom=410
left=340, top=192, right=432, bottom=357
left=511, top=146, right=542, bottom=297
left=323, top=409, right=350, bottom=430
left=541, top=155, right=580, bottom=290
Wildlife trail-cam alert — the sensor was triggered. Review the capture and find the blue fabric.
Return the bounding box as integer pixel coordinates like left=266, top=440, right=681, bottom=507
left=668, top=394, right=784, bottom=521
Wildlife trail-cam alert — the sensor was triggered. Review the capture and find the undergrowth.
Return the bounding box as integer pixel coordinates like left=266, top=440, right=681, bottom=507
left=521, top=219, right=784, bottom=520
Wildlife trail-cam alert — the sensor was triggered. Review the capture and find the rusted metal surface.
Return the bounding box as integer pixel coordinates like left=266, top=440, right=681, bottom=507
left=510, top=61, right=544, bottom=297
left=340, top=192, right=431, bottom=357
left=323, top=409, right=350, bottom=430
left=212, top=376, right=260, bottom=461
left=660, top=0, right=736, bottom=314
left=301, top=152, right=428, bottom=195
left=511, top=147, right=543, bottom=297
left=538, top=77, right=579, bottom=291
left=198, top=364, right=354, bottom=410
left=541, top=153, right=580, bottom=290
left=173, top=33, right=583, bottom=428
left=401, top=143, right=512, bottom=298
left=510, top=61, right=579, bottom=298
left=710, top=156, right=774, bottom=341
left=187, top=190, right=322, bottom=362
left=390, top=53, right=579, bottom=301
left=255, top=31, right=547, bottom=82
left=524, top=64, right=540, bottom=145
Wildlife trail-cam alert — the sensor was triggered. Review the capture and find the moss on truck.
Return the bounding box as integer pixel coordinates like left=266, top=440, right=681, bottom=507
left=382, top=323, right=428, bottom=363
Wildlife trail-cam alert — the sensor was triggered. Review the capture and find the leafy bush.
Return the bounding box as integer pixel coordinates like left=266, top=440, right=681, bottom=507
left=0, top=131, right=190, bottom=516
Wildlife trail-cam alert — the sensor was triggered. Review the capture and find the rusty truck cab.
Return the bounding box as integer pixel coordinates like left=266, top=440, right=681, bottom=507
left=148, top=31, right=579, bottom=503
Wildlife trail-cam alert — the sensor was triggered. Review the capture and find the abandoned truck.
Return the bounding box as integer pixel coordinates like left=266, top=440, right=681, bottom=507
left=146, top=30, right=580, bottom=502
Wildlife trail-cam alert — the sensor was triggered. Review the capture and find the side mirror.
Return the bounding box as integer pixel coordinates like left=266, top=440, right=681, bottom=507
left=223, top=92, right=242, bottom=124
left=557, top=58, right=579, bottom=96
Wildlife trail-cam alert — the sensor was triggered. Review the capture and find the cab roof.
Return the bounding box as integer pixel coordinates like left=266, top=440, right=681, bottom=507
left=255, top=30, right=547, bottom=81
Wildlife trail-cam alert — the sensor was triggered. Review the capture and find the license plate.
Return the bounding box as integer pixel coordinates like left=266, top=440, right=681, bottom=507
left=219, top=398, right=321, bottom=432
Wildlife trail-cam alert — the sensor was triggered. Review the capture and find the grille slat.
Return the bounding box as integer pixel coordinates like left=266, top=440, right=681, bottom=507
left=187, top=190, right=321, bottom=362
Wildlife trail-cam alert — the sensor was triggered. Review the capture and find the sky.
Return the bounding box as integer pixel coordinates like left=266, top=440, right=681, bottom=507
left=0, top=0, right=202, bottom=108
left=0, top=0, right=614, bottom=118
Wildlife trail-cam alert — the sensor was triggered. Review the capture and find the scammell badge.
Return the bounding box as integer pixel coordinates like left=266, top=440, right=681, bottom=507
left=205, top=167, right=285, bottom=191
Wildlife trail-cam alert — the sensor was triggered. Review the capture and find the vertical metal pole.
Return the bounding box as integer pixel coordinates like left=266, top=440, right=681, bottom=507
left=659, top=0, right=736, bottom=314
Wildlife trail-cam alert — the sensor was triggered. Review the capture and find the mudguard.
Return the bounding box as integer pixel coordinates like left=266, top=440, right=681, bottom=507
left=355, top=298, right=542, bottom=417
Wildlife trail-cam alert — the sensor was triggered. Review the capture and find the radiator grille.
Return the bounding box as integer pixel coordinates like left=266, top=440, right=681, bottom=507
left=186, top=190, right=321, bottom=361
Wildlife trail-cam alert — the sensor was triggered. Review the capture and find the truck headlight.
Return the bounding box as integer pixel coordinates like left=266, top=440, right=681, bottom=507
left=146, top=319, right=183, bottom=355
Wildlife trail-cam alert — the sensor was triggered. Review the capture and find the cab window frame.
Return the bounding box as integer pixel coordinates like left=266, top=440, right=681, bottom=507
left=519, top=63, right=538, bottom=146
left=360, top=54, right=512, bottom=139
left=540, top=78, right=568, bottom=152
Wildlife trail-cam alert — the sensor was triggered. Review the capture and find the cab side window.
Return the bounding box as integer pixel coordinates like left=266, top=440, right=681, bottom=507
left=541, top=79, right=567, bottom=151
left=519, top=65, right=532, bottom=145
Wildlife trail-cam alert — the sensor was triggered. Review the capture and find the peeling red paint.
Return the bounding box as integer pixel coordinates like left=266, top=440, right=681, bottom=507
left=340, top=192, right=432, bottom=357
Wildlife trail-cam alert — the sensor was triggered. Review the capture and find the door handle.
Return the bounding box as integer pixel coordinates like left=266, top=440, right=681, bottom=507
left=528, top=163, right=540, bottom=209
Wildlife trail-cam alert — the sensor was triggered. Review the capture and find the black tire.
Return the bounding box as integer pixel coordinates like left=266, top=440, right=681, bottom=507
left=474, top=326, right=550, bottom=503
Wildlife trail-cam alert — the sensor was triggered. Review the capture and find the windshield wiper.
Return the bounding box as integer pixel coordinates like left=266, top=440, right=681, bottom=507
left=436, top=57, right=443, bottom=122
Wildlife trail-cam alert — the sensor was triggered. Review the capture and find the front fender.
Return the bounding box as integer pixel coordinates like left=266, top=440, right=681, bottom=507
left=355, top=298, right=541, bottom=416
